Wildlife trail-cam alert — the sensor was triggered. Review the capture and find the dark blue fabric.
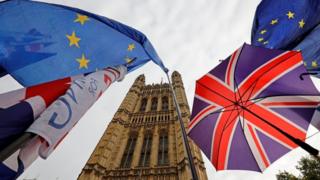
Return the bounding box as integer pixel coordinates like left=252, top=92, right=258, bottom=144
left=0, top=162, right=17, bottom=180
left=0, top=101, right=34, bottom=151
left=251, top=0, right=320, bottom=50
left=0, top=66, right=7, bottom=78
left=294, top=24, right=320, bottom=76
left=0, top=156, right=24, bottom=180
left=0, top=0, right=167, bottom=86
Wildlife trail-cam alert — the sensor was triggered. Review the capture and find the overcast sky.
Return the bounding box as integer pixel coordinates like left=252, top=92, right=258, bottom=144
left=0, top=0, right=320, bottom=179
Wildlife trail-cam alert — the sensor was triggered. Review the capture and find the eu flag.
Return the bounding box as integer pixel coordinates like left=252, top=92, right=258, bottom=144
left=0, top=0, right=167, bottom=86
left=294, top=24, right=320, bottom=75
left=251, top=0, right=320, bottom=50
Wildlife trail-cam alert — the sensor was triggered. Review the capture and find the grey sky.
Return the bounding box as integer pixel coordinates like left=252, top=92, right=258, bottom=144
left=0, top=0, right=319, bottom=179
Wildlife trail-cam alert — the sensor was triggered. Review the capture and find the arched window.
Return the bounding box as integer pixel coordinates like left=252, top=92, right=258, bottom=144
left=151, top=97, right=158, bottom=111
left=162, top=96, right=169, bottom=111
left=120, top=133, right=138, bottom=168
left=139, top=132, right=153, bottom=167
left=158, top=131, right=169, bottom=165
left=140, top=98, right=147, bottom=112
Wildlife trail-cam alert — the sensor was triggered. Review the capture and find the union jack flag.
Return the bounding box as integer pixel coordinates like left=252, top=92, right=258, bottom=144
left=0, top=66, right=127, bottom=179
left=188, top=44, right=320, bottom=172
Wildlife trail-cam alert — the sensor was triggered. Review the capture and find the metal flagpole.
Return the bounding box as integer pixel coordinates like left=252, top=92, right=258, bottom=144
left=0, top=132, right=36, bottom=162
left=165, top=71, right=199, bottom=180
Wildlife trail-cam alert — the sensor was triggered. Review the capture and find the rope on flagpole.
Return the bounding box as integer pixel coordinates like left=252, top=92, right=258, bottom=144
left=165, top=71, right=199, bottom=180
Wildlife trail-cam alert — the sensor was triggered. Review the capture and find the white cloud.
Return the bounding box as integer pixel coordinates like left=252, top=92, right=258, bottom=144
left=0, top=0, right=319, bottom=179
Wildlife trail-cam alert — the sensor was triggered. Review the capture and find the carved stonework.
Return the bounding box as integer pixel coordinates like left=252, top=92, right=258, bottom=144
left=78, top=72, right=208, bottom=180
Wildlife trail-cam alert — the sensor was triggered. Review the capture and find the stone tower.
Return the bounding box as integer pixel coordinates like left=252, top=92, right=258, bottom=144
left=78, top=72, right=208, bottom=180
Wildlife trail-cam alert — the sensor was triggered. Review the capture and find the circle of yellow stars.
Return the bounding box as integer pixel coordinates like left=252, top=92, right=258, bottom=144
left=66, top=13, right=137, bottom=69
left=255, top=10, right=315, bottom=68
left=256, top=10, right=307, bottom=45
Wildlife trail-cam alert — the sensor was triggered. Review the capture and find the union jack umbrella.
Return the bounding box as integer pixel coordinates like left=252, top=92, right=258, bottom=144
left=188, top=44, right=320, bottom=172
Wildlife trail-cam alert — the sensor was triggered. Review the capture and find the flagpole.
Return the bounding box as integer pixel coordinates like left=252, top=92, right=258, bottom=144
left=165, top=71, right=199, bottom=180
left=0, top=132, right=36, bottom=162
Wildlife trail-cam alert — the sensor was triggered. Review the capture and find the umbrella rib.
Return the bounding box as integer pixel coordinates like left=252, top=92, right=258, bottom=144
left=233, top=76, right=243, bottom=105
left=239, top=108, right=262, bottom=171
left=242, top=105, right=320, bottom=157
left=233, top=46, right=247, bottom=106
left=243, top=80, right=259, bottom=103
left=235, top=55, right=291, bottom=101
left=197, top=81, right=235, bottom=104
left=220, top=94, right=293, bottom=131
left=195, top=97, right=266, bottom=126
left=215, top=105, right=241, bottom=169
left=220, top=98, right=267, bottom=133
left=222, top=107, right=243, bottom=132
left=233, top=72, right=259, bottom=108
left=248, top=94, right=320, bottom=104
left=221, top=106, right=242, bottom=132
left=196, top=104, right=243, bottom=120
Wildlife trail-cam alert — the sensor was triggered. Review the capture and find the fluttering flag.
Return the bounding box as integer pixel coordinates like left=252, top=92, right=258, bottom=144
left=0, top=74, right=83, bottom=150
left=0, top=65, right=127, bottom=179
left=0, top=0, right=167, bottom=86
left=251, top=0, right=320, bottom=50
left=27, top=66, right=127, bottom=158
left=294, top=24, right=320, bottom=75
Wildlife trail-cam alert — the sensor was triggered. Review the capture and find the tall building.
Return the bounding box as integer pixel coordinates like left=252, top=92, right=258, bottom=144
left=78, top=72, right=208, bottom=180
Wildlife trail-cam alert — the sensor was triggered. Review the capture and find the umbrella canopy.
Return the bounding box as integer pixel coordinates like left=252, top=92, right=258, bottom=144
left=188, top=43, right=320, bottom=172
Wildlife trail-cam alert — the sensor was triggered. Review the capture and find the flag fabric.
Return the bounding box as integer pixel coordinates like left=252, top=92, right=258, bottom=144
left=294, top=24, right=320, bottom=75
left=251, top=0, right=320, bottom=50
left=1, top=136, right=43, bottom=180
left=0, top=66, right=6, bottom=78
left=27, top=65, right=127, bottom=158
left=0, top=65, right=127, bottom=179
left=0, top=0, right=167, bottom=87
left=0, top=75, right=82, bottom=151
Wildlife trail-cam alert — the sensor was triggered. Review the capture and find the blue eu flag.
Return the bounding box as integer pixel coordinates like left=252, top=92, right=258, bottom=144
left=0, top=0, right=167, bottom=86
left=251, top=0, right=320, bottom=50
left=294, top=24, right=320, bottom=75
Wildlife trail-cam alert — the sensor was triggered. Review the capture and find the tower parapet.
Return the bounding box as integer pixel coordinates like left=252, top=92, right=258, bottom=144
left=78, top=72, right=208, bottom=180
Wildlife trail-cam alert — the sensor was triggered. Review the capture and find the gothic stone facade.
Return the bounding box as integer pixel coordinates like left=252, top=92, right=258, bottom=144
left=78, top=72, right=208, bottom=180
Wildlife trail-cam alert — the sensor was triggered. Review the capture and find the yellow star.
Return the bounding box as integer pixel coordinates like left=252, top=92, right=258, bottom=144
left=260, top=29, right=267, bottom=34
left=263, top=41, right=268, bottom=45
left=299, top=19, right=305, bottom=28
left=312, top=60, right=318, bottom=68
left=76, top=54, right=90, bottom=69
left=286, top=11, right=294, bottom=19
left=125, top=57, right=133, bottom=63
left=258, top=37, right=264, bottom=42
left=66, top=31, right=80, bottom=48
left=74, top=14, right=89, bottom=25
left=127, top=43, right=135, bottom=51
left=270, top=19, right=278, bottom=25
